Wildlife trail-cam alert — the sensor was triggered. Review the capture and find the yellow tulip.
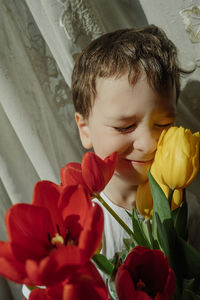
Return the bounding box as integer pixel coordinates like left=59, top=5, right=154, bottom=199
left=150, top=126, right=200, bottom=189
left=136, top=180, right=183, bottom=219
left=136, top=181, right=153, bottom=220
left=159, top=183, right=183, bottom=211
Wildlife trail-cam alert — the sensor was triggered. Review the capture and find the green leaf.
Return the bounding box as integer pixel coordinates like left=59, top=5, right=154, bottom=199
left=141, top=220, right=152, bottom=246
left=181, top=278, right=195, bottom=300
left=131, top=208, right=152, bottom=248
left=148, top=171, right=176, bottom=269
left=110, top=253, right=122, bottom=281
left=176, top=236, right=200, bottom=278
left=123, top=238, right=135, bottom=251
left=155, top=214, right=176, bottom=266
left=172, top=199, right=188, bottom=240
left=193, top=276, right=200, bottom=296
left=148, top=171, right=172, bottom=233
left=92, top=254, right=114, bottom=277
left=184, top=289, right=200, bottom=300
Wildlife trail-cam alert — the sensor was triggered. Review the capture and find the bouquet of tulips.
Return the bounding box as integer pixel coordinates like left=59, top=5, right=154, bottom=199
left=0, top=126, right=200, bottom=300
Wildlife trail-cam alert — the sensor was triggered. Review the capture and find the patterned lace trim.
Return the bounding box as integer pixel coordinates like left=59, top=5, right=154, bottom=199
left=57, top=0, right=105, bottom=43
left=179, top=5, right=200, bottom=43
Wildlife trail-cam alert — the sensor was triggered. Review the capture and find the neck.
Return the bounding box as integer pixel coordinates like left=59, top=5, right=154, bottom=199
left=103, top=174, right=137, bottom=210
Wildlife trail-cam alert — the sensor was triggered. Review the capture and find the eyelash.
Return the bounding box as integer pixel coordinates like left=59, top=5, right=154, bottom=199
left=155, top=123, right=173, bottom=128
left=114, top=122, right=172, bottom=133
left=114, top=124, right=136, bottom=133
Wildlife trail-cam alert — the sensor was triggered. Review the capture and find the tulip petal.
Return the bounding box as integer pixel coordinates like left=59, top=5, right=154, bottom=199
left=46, top=284, right=63, bottom=300
left=26, top=257, right=65, bottom=286
left=0, top=257, right=30, bottom=285
left=31, top=262, right=109, bottom=300
left=59, top=185, right=91, bottom=229
left=162, top=268, right=176, bottom=300
left=63, top=280, right=109, bottom=300
left=103, top=152, right=118, bottom=183
left=60, top=162, right=84, bottom=187
left=29, top=288, right=51, bottom=300
left=49, top=245, right=87, bottom=267
left=79, top=202, right=104, bottom=257
left=148, top=250, right=169, bottom=292
left=82, top=152, right=117, bottom=193
left=82, top=261, right=107, bottom=286
left=82, top=152, right=106, bottom=193
left=0, top=242, right=31, bottom=285
left=26, top=246, right=86, bottom=286
left=134, top=291, right=153, bottom=300
left=32, top=181, right=64, bottom=235
left=62, top=262, right=109, bottom=300
left=5, top=204, right=54, bottom=261
left=115, top=267, right=136, bottom=300
left=124, top=246, right=152, bottom=276
left=136, top=181, right=153, bottom=219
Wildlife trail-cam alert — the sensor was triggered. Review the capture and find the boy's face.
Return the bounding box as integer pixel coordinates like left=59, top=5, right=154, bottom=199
left=76, top=72, right=176, bottom=186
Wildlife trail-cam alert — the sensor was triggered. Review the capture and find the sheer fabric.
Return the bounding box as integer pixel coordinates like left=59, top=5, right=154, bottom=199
left=0, top=0, right=199, bottom=298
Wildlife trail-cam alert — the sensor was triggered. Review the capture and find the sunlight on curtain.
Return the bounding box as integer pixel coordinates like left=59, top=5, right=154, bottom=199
left=0, top=0, right=84, bottom=297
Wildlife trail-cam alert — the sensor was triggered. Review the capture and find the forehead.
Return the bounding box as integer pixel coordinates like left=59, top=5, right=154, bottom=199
left=91, top=73, right=176, bottom=120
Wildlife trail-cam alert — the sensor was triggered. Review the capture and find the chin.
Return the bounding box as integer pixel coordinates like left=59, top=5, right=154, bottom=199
left=116, top=160, right=150, bottom=183
left=115, top=168, right=149, bottom=186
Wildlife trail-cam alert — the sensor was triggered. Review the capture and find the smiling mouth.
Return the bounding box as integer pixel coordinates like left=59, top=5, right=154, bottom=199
left=124, top=159, right=154, bottom=166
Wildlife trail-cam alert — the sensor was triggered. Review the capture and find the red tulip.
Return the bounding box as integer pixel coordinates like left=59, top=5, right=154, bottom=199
left=29, top=261, right=109, bottom=300
left=60, top=152, right=117, bottom=194
left=115, top=246, right=176, bottom=300
left=0, top=181, right=104, bottom=286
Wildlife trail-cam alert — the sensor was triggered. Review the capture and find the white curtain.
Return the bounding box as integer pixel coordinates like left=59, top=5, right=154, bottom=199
left=0, top=0, right=199, bottom=298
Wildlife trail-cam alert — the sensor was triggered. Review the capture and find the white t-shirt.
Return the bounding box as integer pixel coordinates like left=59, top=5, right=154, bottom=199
left=93, top=192, right=133, bottom=260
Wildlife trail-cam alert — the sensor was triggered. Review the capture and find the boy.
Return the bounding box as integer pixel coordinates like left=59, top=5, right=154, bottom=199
left=72, top=25, right=181, bottom=259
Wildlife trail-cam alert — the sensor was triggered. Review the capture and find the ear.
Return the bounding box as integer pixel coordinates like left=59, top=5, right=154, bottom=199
left=75, top=113, right=93, bottom=149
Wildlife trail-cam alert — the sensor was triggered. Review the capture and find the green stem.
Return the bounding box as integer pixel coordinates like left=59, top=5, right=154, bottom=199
left=95, top=194, right=134, bottom=238
left=146, top=219, right=154, bottom=248
left=168, top=188, right=175, bottom=208
left=26, top=285, right=38, bottom=291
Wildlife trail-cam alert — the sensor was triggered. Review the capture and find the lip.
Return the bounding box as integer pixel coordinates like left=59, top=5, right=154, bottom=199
left=133, top=159, right=153, bottom=165
left=124, top=159, right=154, bottom=166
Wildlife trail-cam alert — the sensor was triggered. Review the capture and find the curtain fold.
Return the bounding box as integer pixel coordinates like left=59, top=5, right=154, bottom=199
left=0, top=1, right=84, bottom=297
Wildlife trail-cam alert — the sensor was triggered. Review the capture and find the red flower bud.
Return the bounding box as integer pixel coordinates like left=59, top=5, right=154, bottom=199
left=60, top=152, right=117, bottom=194
left=115, top=246, right=176, bottom=300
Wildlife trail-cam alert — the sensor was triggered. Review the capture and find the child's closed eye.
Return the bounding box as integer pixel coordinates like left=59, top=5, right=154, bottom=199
left=154, top=123, right=173, bottom=128
left=114, top=124, right=136, bottom=133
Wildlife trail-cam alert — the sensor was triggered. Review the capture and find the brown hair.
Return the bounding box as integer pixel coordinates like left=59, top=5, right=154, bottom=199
left=72, top=25, right=181, bottom=119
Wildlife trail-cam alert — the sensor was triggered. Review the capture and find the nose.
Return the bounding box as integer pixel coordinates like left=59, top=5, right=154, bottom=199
left=133, top=127, right=158, bottom=155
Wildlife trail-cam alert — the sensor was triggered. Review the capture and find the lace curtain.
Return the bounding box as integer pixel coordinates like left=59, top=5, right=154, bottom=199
left=0, top=0, right=199, bottom=298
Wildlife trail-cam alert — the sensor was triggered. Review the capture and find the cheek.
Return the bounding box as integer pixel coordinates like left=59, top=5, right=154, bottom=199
left=92, top=132, right=130, bottom=159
